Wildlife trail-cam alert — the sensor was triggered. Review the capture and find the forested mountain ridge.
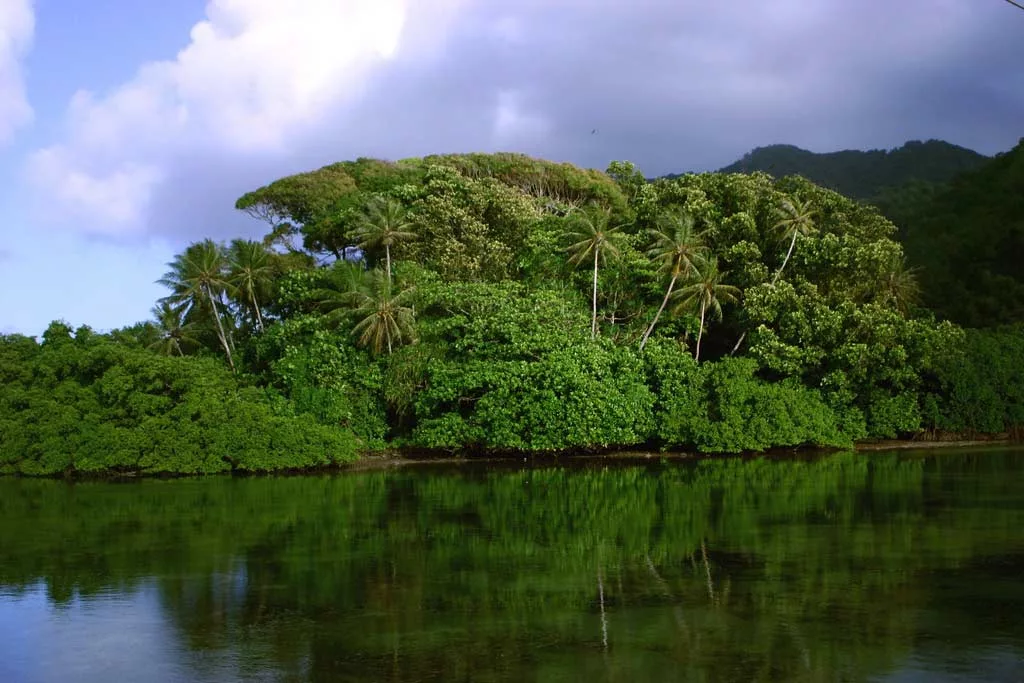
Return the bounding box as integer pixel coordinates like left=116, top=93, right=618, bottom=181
left=708, top=139, right=989, bottom=201
left=899, top=138, right=1024, bottom=327
left=667, top=139, right=987, bottom=202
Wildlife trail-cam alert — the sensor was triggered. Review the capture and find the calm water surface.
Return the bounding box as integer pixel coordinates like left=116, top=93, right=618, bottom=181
left=1, top=448, right=1023, bottom=682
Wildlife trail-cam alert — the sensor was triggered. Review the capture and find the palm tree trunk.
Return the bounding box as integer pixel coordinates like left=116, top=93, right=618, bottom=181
left=730, top=331, right=746, bottom=356
left=773, top=232, right=799, bottom=284
left=385, top=244, right=392, bottom=286
left=591, top=249, right=599, bottom=340
left=695, top=301, right=706, bottom=362
left=205, top=286, right=235, bottom=371
left=640, top=273, right=678, bottom=350
left=250, top=291, right=264, bottom=332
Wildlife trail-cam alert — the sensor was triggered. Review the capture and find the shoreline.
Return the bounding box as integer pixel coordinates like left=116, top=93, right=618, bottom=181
left=341, top=437, right=1018, bottom=472
left=2, top=438, right=1017, bottom=480
left=853, top=438, right=1013, bottom=451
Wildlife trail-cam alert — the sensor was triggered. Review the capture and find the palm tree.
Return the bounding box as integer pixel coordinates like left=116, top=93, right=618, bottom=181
left=147, top=301, right=201, bottom=357
left=311, top=260, right=374, bottom=328
left=673, top=256, right=741, bottom=362
left=157, top=239, right=235, bottom=371
left=351, top=196, right=417, bottom=285
left=227, top=239, right=274, bottom=332
left=877, top=254, right=922, bottom=314
left=565, top=206, right=628, bottom=339
left=772, top=197, right=817, bottom=284
left=349, top=269, right=417, bottom=356
left=639, top=212, right=706, bottom=350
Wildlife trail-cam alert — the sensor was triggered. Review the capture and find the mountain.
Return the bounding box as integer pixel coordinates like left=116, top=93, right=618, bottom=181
left=669, top=138, right=1022, bottom=327
left=900, top=138, right=1024, bottom=327
left=713, top=139, right=989, bottom=201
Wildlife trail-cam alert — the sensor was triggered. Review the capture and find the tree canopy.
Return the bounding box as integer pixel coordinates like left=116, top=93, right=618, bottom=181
left=897, top=139, right=1024, bottom=326
left=4, top=149, right=1023, bottom=474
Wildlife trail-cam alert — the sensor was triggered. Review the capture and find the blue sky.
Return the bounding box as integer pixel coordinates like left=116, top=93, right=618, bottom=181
left=1, top=0, right=1022, bottom=336
left=1, top=0, right=205, bottom=335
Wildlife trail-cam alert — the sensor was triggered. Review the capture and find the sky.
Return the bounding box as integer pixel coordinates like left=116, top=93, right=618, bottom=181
left=0, top=0, right=1021, bottom=336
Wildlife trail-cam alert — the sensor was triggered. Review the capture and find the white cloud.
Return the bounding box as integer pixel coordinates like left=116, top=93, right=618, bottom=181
left=26, top=0, right=436, bottom=238
left=22, top=0, right=1023, bottom=245
left=0, top=0, right=33, bottom=143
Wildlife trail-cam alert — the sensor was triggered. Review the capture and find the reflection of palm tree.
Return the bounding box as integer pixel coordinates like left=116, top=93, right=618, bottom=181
left=147, top=302, right=199, bottom=356
left=158, top=239, right=235, bottom=370
left=351, top=197, right=417, bottom=285
left=645, top=554, right=688, bottom=632
left=673, top=257, right=741, bottom=362
left=597, top=564, right=609, bottom=651
left=227, top=239, right=274, bottom=332
left=701, top=540, right=715, bottom=602
left=565, top=206, right=627, bottom=339
left=350, top=269, right=417, bottom=356
left=639, top=212, right=706, bottom=350
left=772, top=197, right=817, bottom=284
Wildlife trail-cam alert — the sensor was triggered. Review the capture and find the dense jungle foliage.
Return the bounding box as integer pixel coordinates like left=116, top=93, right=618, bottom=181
left=897, top=139, right=1024, bottom=326
left=3, top=149, right=1023, bottom=475
left=0, top=324, right=358, bottom=475
left=712, top=139, right=988, bottom=203
left=706, top=138, right=1024, bottom=327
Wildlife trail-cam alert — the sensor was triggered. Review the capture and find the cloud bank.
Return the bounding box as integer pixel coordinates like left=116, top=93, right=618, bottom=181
left=25, top=0, right=1024, bottom=244
left=0, top=0, right=34, bottom=144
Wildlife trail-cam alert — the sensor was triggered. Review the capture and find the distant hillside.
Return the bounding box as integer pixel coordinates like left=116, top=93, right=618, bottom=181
left=713, top=139, right=989, bottom=201
left=665, top=137, right=1021, bottom=327
left=900, top=139, right=1024, bottom=327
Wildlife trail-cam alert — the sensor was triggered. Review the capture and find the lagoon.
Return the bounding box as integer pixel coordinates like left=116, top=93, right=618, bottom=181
left=1, top=448, right=1023, bottom=682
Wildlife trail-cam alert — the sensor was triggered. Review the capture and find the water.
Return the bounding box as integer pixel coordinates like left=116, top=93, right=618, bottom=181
left=1, top=448, right=1022, bottom=682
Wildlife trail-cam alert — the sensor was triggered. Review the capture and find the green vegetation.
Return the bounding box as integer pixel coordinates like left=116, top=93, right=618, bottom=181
left=898, top=139, right=1024, bottom=326
left=713, top=139, right=988, bottom=203
left=3, top=151, right=1023, bottom=475
left=706, top=138, right=1024, bottom=327
left=0, top=324, right=358, bottom=475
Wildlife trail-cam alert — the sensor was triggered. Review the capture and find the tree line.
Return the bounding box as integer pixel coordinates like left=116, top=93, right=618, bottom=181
left=2, top=152, right=1022, bottom=474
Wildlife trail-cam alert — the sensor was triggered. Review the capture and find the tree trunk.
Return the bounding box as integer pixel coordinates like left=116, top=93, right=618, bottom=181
left=206, top=286, right=235, bottom=372
left=591, top=249, right=599, bottom=340
left=695, top=301, right=706, bottom=362
left=639, top=273, right=679, bottom=351
left=385, top=244, right=392, bottom=286
left=250, top=290, right=264, bottom=332
left=730, top=331, right=746, bottom=356
left=773, top=231, right=799, bottom=284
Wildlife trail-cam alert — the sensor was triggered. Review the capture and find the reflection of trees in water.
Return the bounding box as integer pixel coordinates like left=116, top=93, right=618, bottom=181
left=0, top=450, right=1023, bottom=681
